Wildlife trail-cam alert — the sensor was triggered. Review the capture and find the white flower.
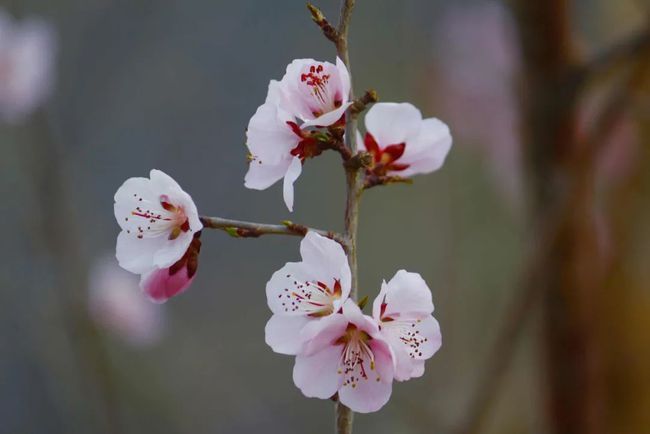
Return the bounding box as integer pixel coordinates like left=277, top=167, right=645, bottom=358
left=273, top=57, right=352, bottom=128
left=359, top=102, right=452, bottom=178
left=114, top=169, right=202, bottom=302
left=265, top=231, right=351, bottom=355
left=372, top=270, right=441, bottom=381
left=0, top=9, right=55, bottom=123
left=244, top=58, right=352, bottom=212
left=88, top=255, right=165, bottom=346
left=293, top=300, right=394, bottom=413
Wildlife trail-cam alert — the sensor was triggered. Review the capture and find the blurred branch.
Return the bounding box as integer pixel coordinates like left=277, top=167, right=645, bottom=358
left=585, top=55, right=650, bottom=156
left=456, top=212, right=561, bottom=434
left=199, top=216, right=348, bottom=248
left=575, top=30, right=650, bottom=88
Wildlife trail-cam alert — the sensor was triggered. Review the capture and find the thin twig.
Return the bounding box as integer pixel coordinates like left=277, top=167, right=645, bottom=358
left=199, top=215, right=347, bottom=248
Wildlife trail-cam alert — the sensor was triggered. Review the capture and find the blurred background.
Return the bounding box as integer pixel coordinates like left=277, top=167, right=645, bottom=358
left=1, top=0, right=649, bottom=433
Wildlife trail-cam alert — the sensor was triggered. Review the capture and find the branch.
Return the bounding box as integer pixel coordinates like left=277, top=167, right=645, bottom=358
left=349, top=89, right=378, bottom=118
left=363, top=174, right=413, bottom=189
left=575, top=30, right=650, bottom=87
left=199, top=216, right=348, bottom=248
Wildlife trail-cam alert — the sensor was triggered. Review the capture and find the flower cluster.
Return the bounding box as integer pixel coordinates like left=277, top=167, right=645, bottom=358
left=112, top=51, right=451, bottom=415
left=244, top=58, right=451, bottom=210
left=265, top=232, right=441, bottom=412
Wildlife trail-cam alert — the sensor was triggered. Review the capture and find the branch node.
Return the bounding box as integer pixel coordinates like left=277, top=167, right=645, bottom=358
left=364, top=175, right=413, bottom=190
left=350, top=89, right=378, bottom=117
left=345, top=151, right=372, bottom=170
left=307, top=3, right=339, bottom=43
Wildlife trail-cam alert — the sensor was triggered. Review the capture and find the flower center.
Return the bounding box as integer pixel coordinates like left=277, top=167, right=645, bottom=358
left=127, top=194, right=190, bottom=240
left=300, top=63, right=342, bottom=117
left=363, top=132, right=411, bottom=176
left=336, top=324, right=381, bottom=387
left=277, top=276, right=343, bottom=316
left=380, top=307, right=428, bottom=359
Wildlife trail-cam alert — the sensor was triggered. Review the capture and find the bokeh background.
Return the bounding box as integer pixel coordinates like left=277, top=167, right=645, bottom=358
left=1, top=0, right=649, bottom=433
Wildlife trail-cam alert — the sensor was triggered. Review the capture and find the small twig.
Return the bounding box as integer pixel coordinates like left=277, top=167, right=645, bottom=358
left=363, top=174, right=413, bottom=189
left=344, top=151, right=372, bottom=170
left=349, top=89, right=378, bottom=117
left=199, top=215, right=348, bottom=249
left=307, top=3, right=339, bottom=43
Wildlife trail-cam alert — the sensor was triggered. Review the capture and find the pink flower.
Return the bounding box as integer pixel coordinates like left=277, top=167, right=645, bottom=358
left=0, top=9, right=56, bottom=123
left=88, top=256, right=165, bottom=346
left=140, top=234, right=201, bottom=303
left=244, top=58, right=352, bottom=211
left=293, top=300, right=394, bottom=413
left=114, top=169, right=202, bottom=302
left=265, top=231, right=351, bottom=354
left=359, top=102, right=452, bottom=178
left=372, top=270, right=441, bottom=381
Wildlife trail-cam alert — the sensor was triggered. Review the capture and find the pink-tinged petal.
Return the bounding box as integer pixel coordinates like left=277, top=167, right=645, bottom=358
left=338, top=338, right=394, bottom=413
left=397, top=117, right=452, bottom=177
left=246, top=102, right=298, bottom=165
left=300, top=101, right=351, bottom=129
left=300, top=313, right=349, bottom=356
left=299, top=232, right=351, bottom=299
left=264, top=314, right=311, bottom=355
left=293, top=344, right=345, bottom=399
left=381, top=270, right=434, bottom=318
left=283, top=156, right=302, bottom=212
left=382, top=315, right=441, bottom=381
left=140, top=266, right=194, bottom=304
left=364, top=102, right=422, bottom=147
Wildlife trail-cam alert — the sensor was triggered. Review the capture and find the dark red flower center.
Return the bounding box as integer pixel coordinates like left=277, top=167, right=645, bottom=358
left=363, top=132, right=410, bottom=176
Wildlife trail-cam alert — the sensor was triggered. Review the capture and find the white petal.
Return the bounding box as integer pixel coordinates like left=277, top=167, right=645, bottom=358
left=364, top=102, right=422, bottom=146
left=383, top=315, right=441, bottom=381
left=300, top=102, right=352, bottom=128
left=265, top=262, right=315, bottom=315
left=381, top=270, right=434, bottom=317
left=397, top=117, right=452, bottom=177
left=264, top=314, right=311, bottom=355
left=245, top=157, right=293, bottom=191
left=246, top=102, right=297, bottom=161
left=335, top=57, right=351, bottom=104
left=283, top=156, right=302, bottom=212
left=115, top=231, right=159, bottom=274
left=293, top=344, right=344, bottom=399
left=152, top=230, right=193, bottom=269
left=299, top=232, right=351, bottom=298
left=265, top=79, right=282, bottom=104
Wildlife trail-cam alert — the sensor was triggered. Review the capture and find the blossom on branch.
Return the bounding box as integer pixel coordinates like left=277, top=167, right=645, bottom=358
left=0, top=9, right=56, bottom=123
left=244, top=58, right=352, bottom=212
left=359, top=102, right=452, bottom=179
left=265, top=231, right=351, bottom=354
left=372, top=270, right=442, bottom=381
left=114, top=169, right=202, bottom=302
left=293, top=300, right=394, bottom=413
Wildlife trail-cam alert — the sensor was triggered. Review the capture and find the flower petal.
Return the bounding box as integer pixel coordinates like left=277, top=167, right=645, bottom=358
left=299, top=232, right=351, bottom=299
left=364, top=102, right=422, bottom=146
left=397, top=117, right=452, bottom=177
left=282, top=156, right=302, bottom=212
left=264, top=314, right=311, bottom=355
left=338, top=338, right=394, bottom=413
left=293, top=344, right=344, bottom=399
left=300, top=101, right=351, bottom=128
left=379, top=270, right=434, bottom=318
left=140, top=265, right=194, bottom=304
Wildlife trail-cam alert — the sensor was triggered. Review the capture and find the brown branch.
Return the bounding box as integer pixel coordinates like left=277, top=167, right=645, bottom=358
left=349, top=89, right=378, bottom=117
left=575, top=30, right=650, bottom=88
left=307, top=3, right=339, bottom=43
left=199, top=215, right=347, bottom=248
left=363, top=174, right=413, bottom=189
